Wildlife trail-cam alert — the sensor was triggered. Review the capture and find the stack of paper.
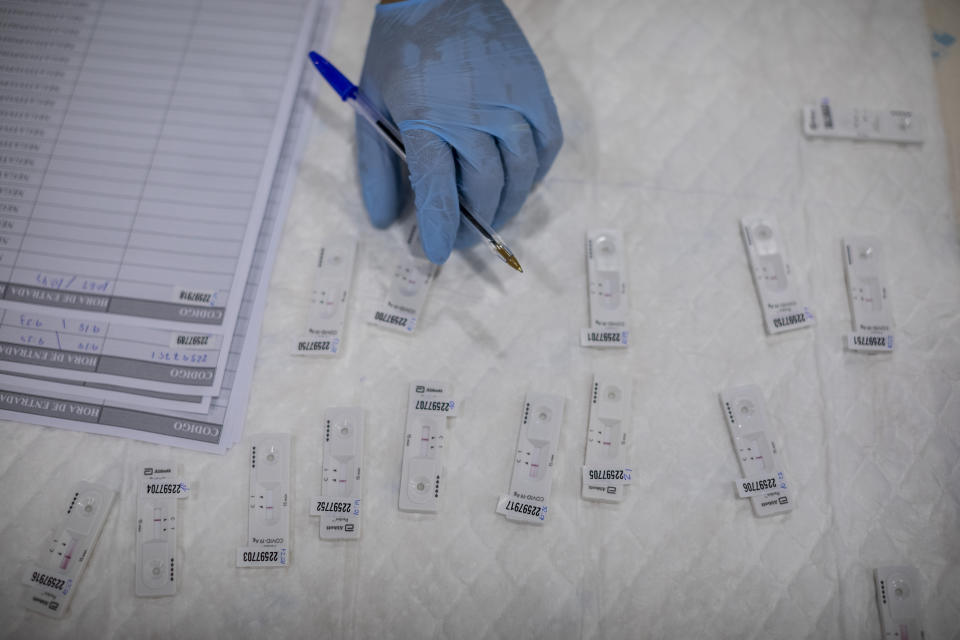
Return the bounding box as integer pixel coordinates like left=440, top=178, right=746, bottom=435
left=0, top=0, right=336, bottom=452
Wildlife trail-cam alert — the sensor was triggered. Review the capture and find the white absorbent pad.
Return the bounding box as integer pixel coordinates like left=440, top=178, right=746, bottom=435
left=1, top=1, right=958, bottom=638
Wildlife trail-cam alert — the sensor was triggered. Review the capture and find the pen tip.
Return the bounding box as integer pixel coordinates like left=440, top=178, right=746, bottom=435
left=493, top=242, right=523, bottom=273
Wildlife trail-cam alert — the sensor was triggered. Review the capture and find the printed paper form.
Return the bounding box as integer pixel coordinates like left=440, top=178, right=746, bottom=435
left=0, top=17, right=328, bottom=450
left=0, top=0, right=318, bottom=335
left=0, top=0, right=319, bottom=401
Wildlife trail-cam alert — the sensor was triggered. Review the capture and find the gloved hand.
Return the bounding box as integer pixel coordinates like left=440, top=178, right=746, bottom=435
left=356, top=0, right=563, bottom=264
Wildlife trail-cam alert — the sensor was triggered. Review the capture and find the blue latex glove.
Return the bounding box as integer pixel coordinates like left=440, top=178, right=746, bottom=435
left=356, top=0, right=563, bottom=264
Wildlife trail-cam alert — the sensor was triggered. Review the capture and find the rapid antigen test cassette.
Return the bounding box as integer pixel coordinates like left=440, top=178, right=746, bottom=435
left=843, top=236, right=894, bottom=352
left=581, top=228, right=629, bottom=348
left=740, top=216, right=815, bottom=334
left=875, top=565, right=925, bottom=640
left=21, top=480, right=116, bottom=617
left=237, top=434, right=291, bottom=567
left=310, top=407, right=363, bottom=539
left=369, top=249, right=436, bottom=335
left=719, top=385, right=794, bottom=517
left=135, top=461, right=189, bottom=597
left=293, top=237, right=357, bottom=356
left=497, top=392, right=565, bottom=524
left=803, top=98, right=924, bottom=144
left=581, top=375, right=632, bottom=503
left=398, top=381, right=457, bottom=513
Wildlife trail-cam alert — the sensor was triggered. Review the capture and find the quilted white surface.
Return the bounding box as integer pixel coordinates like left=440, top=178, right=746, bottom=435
left=2, top=0, right=959, bottom=638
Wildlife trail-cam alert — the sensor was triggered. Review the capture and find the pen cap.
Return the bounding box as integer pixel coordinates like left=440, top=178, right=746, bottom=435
left=309, top=51, right=357, bottom=101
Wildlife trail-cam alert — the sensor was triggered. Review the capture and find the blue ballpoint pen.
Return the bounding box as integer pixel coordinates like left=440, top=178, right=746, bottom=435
left=308, top=51, right=523, bottom=273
